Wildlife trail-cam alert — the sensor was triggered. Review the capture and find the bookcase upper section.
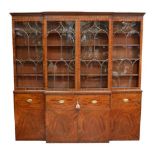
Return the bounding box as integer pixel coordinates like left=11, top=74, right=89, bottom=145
left=11, top=12, right=144, bottom=91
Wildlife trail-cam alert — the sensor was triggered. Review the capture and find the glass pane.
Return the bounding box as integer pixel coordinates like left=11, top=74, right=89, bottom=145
left=80, top=21, right=109, bottom=89
left=47, top=21, right=75, bottom=89
left=112, top=22, right=140, bottom=88
left=15, top=21, right=43, bottom=89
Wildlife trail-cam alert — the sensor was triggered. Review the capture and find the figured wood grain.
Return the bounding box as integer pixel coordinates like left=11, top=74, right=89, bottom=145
left=14, top=93, right=45, bottom=140
left=78, top=95, right=110, bottom=142
left=78, top=107, right=109, bottom=142
left=110, top=92, right=141, bottom=140
left=46, top=95, right=78, bottom=142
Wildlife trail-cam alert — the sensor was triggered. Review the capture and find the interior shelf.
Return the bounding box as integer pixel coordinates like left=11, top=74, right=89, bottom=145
left=16, top=74, right=43, bottom=77
left=48, top=74, right=75, bottom=76
left=113, top=44, right=140, bottom=47
left=81, top=74, right=108, bottom=77
left=81, top=44, right=108, bottom=47
left=112, top=58, right=139, bottom=61
left=112, top=74, right=138, bottom=76
left=47, top=44, right=75, bottom=47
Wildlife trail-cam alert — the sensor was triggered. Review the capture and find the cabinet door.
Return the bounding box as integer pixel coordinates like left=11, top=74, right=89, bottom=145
left=47, top=21, right=75, bottom=90
left=80, top=21, right=109, bottom=89
left=14, top=93, right=45, bottom=140
left=110, top=93, right=141, bottom=140
left=78, top=95, right=110, bottom=142
left=14, top=20, right=43, bottom=89
left=112, top=21, right=141, bottom=88
left=46, top=95, right=78, bottom=142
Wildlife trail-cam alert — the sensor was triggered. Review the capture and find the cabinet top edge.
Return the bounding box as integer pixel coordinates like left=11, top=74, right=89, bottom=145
left=10, top=11, right=145, bottom=16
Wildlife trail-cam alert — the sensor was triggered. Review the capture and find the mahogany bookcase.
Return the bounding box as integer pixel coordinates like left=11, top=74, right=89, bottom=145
left=11, top=12, right=145, bottom=142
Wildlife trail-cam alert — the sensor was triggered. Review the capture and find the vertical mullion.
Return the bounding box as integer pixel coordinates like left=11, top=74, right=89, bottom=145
left=108, top=17, right=113, bottom=89
left=43, top=16, right=48, bottom=89
left=75, top=20, right=81, bottom=90
left=138, top=19, right=143, bottom=88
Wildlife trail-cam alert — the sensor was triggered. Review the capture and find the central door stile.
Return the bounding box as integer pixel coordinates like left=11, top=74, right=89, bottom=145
left=75, top=20, right=81, bottom=90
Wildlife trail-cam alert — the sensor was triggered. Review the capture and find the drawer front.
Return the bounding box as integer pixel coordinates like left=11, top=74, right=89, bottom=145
left=78, top=95, right=110, bottom=109
left=15, top=93, right=44, bottom=109
left=46, top=95, right=76, bottom=110
left=14, top=93, right=45, bottom=140
left=112, top=92, right=141, bottom=107
left=78, top=95, right=110, bottom=105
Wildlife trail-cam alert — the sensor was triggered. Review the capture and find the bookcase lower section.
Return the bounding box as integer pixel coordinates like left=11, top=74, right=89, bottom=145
left=14, top=91, right=141, bottom=142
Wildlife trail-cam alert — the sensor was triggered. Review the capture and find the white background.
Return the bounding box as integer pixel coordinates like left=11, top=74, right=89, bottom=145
left=0, top=0, right=154, bottom=154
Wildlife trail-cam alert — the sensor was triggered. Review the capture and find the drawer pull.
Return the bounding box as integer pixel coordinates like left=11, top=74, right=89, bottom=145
left=76, top=101, right=80, bottom=110
left=123, top=98, right=129, bottom=103
left=58, top=100, right=64, bottom=104
left=91, top=100, right=97, bottom=104
left=26, top=98, right=32, bottom=103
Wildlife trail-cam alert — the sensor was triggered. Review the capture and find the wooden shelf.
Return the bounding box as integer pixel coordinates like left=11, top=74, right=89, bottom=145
left=16, top=45, right=42, bottom=47
left=48, top=74, right=75, bottom=76
left=16, top=74, right=43, bottom=77
left=16, top=87, right=44, bottom=89
left=113, top=44, right=140, bottom=47
left=112, top=74, right=138, bottom=77
left=81, top=44, right=108, bottom=47
left=47, top=44, right=74, bottom=47
left=112, top=86, right=139, bottom=88
left=113, top=32, right=139, bottom=35
left=81, top=59, right=108, bottom=62
left=16, top=60, right=43, bottom=63
left=81, top=74, right=108, bottom=77
left=112, top=58, right=139, bottom=61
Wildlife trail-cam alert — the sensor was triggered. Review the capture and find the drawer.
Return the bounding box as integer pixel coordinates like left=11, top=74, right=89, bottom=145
left=78, top=95, right=110, bottom=107
left=14, top=93, right=44, bottom=109
left=46, top=95, right=76, bottom=110
left=112, top=92, right=141, bottom=107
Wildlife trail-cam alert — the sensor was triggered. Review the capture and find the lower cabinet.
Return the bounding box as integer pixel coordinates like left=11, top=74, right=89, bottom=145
left=14, top=92, right=142, bottom=142
left=14, top=93, right=45, bottom=140
left=46, top=95, right=110, bottom=142
left=110, top=92, right=141, bottom=140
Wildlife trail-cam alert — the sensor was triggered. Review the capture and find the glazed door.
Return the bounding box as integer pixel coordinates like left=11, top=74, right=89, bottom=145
left=46, top=95, right=78, bottom=142
left=80, top=21, right=109, bottom=89
left=78, top=95, right=110, bottom=142
left=14, top=19, right=44, bottom=90
left=112, top=21, right=141, bottom=88
left=46, top=21, right=75, bottom=90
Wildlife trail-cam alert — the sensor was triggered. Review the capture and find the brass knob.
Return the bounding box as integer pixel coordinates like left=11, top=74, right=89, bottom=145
left=26, top=98, right=32, bottom=103
left=76, top=101, right=80, bottom=110
left=91, top=100, right=97, bottom=104
left=123, top=98, right=129, bottom=103
left=58, top=100, right=64, bottom=104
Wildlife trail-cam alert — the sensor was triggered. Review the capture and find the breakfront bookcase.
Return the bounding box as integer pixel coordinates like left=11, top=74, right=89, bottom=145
left=11, top=12, right=144, bottom=142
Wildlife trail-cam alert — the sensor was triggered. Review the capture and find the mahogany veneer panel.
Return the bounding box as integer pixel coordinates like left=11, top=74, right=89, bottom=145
left=110, top=92, right=141, bottom=140
left=14, top=93, right=45, bottom=140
